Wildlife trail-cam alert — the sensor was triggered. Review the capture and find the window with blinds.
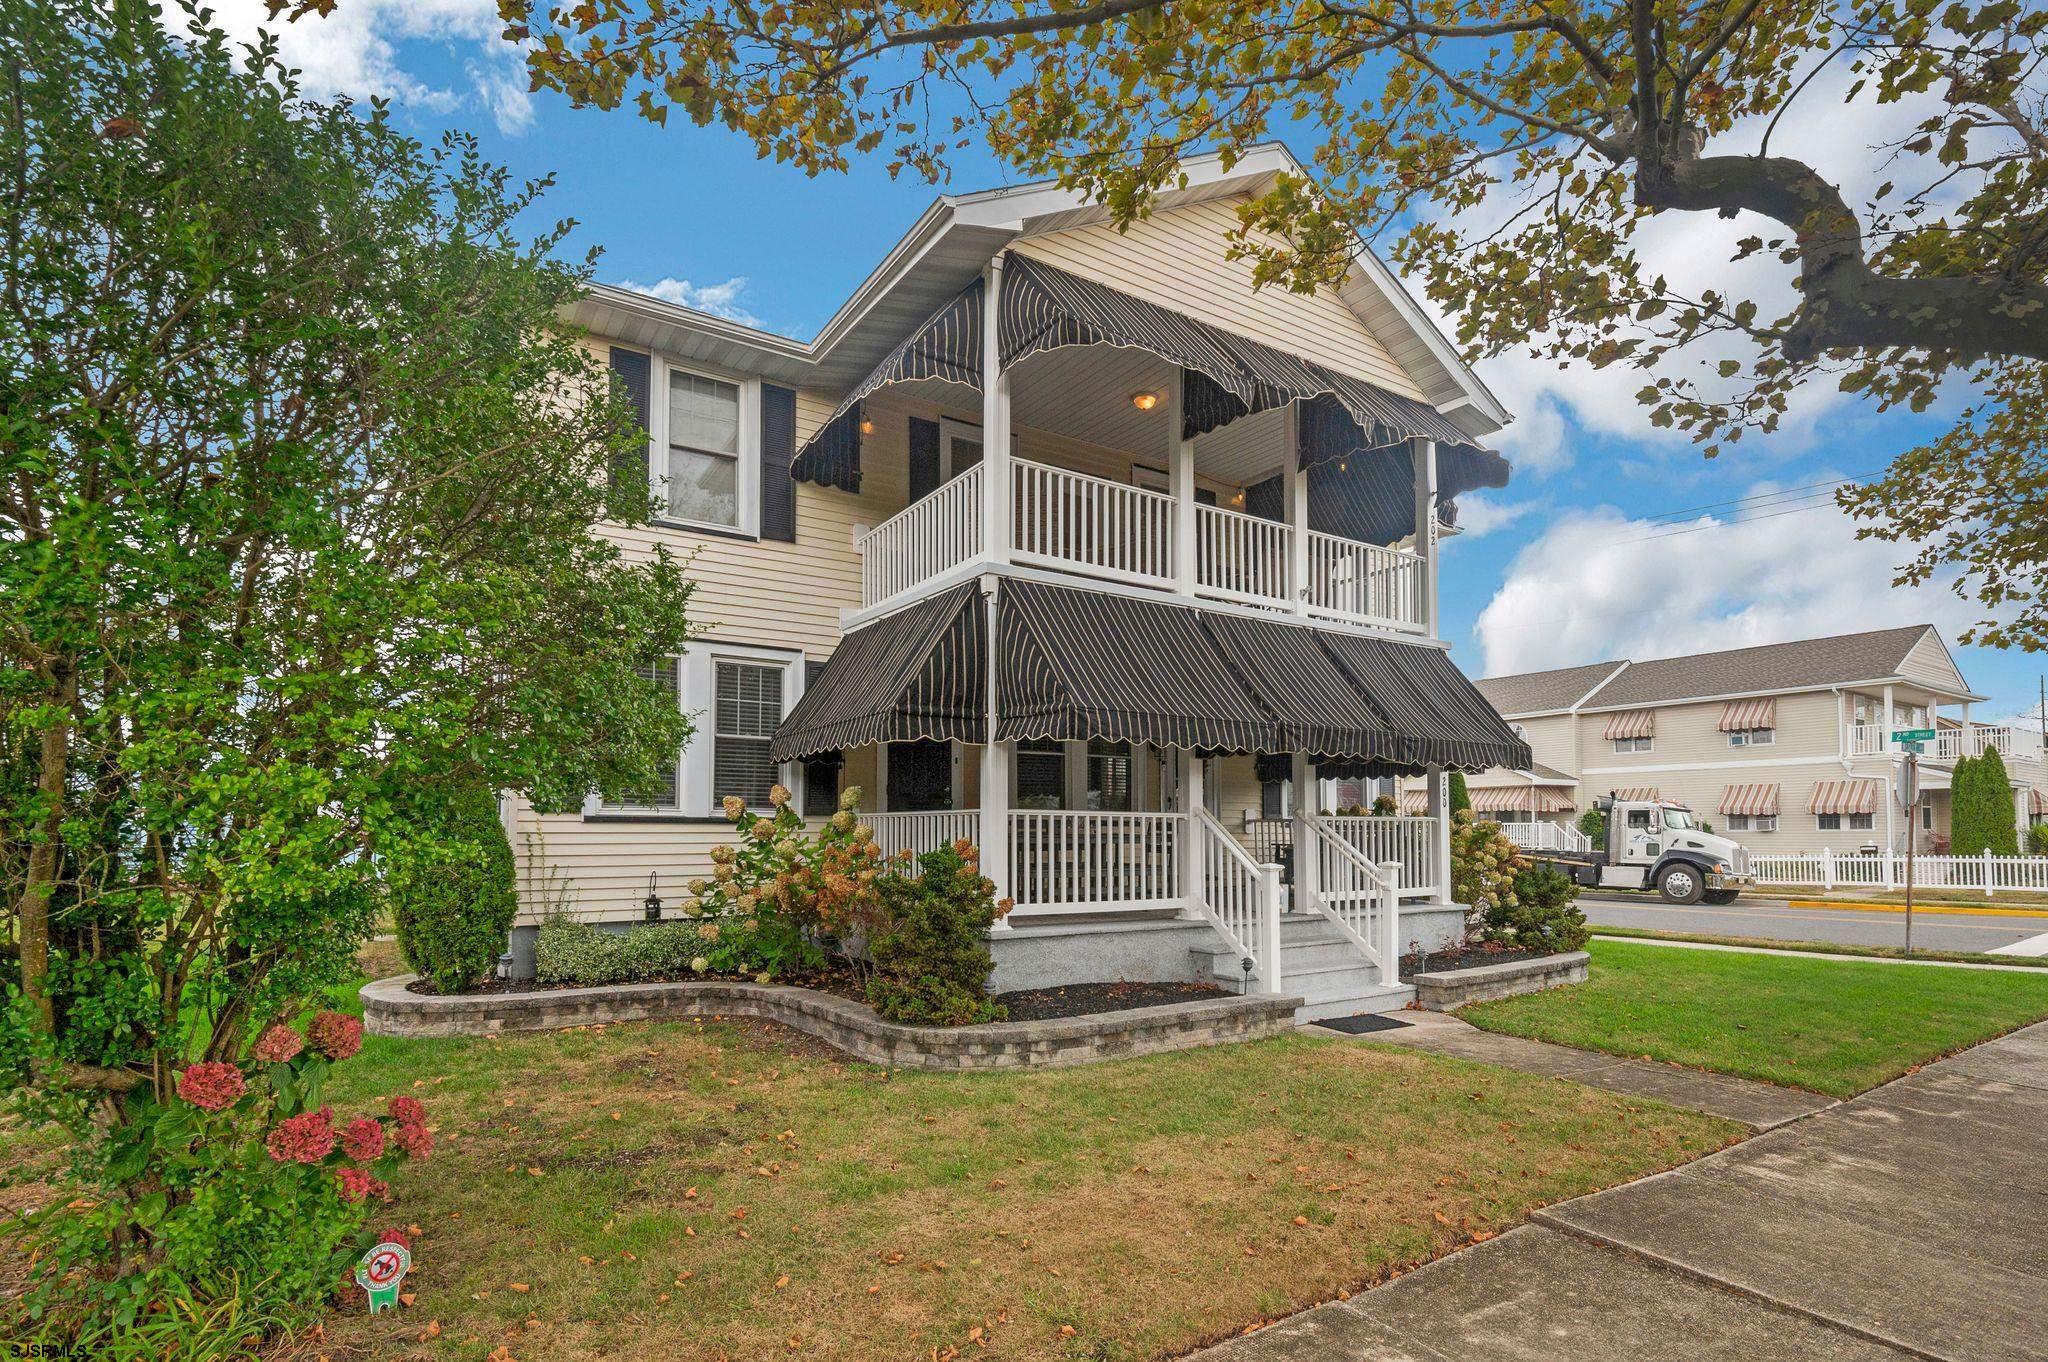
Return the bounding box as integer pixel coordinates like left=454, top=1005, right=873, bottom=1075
left=1016, top=740, right=1065, bottom=810
left=1086, top=740, right=1132, bottom=812
left=714, top=660, right=783, bottom=807
left=601, top=658, right=682, bottom=811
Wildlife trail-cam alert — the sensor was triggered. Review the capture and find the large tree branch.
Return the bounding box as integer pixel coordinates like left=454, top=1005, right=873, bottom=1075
left=1642, top=152, right=2048, bottom=362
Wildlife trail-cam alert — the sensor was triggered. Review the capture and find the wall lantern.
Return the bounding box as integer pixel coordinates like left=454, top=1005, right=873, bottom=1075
left=643, top=872, right=663, bottom=922
left=858, top=416, right=875, bottom=435
left=1129, top=391, right=1160, bottom=412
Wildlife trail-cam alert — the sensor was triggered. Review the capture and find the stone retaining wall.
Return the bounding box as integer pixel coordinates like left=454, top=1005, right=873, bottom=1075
left=1410, top=951, right=1589, bottom=1011
left=360, top=976, right=1303, bottom=1071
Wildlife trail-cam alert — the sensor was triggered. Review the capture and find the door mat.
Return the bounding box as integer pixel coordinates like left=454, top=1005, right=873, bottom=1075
left=1315, top=1013, right=1412, bottom=1035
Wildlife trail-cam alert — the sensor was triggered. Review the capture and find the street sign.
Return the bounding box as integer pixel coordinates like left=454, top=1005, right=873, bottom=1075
left=1891, top=728, right=1936, bottom=742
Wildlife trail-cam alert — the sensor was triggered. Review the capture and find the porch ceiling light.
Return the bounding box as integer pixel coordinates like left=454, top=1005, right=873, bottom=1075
left=1130, top=391, right=1160, bottom=411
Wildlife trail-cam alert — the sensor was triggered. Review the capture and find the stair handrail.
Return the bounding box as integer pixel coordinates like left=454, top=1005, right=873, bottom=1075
left=1302, top=814, right=1404, bottom=988
left=1192, top=807, right=1284, bottom=992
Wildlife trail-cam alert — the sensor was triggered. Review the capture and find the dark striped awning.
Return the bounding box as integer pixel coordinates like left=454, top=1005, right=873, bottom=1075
left=1197, top=610, right=1411, bottom=764
left=769, top=583, right=985, bottom=761
left=791, top=279, right=985, bottom=492
left=1316, top=630, right=1532, bottom=772
left=997, top=580, right=1278, bottom=752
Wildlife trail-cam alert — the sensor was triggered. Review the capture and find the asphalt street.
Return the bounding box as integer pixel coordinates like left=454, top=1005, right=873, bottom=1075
left=1578, top=890, right=2048, bottom=955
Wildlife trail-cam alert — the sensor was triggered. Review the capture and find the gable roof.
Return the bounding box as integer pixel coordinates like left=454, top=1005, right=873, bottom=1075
left=1584, top=625, right=1978, bottom=709
left=1475, top=660, right=1626, bottom=716
left=562, top=144, right=1506, bottom=437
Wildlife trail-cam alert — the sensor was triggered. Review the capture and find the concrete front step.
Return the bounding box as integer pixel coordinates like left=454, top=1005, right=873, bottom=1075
left=1190, top=910, right=1409, bottom=1021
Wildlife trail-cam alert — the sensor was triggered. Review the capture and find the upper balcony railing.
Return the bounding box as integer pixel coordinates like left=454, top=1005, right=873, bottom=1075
left=1848, top=722, right=2043, bottom=769
left=855, top=456, right=1429, bottom=633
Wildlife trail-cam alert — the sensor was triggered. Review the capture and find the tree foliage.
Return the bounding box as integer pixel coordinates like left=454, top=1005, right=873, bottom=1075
left=1448, top=769, right=1473, bottom=816
left=390, top=785, right=520, bottom=994
left=1, top=0, right=693, bottom=1110
left=470, top=0, right=2048, bottom=643
left=1950, top=748, right=2019, bottom=854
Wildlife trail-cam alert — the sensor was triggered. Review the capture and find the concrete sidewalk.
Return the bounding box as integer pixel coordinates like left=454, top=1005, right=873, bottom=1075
left=1319, top=1009, right=1835, bottom=1129
left=1199, top=1019, right=2048, bottom=1361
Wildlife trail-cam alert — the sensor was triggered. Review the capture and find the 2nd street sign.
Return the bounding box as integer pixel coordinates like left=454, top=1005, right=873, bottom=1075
left=1891, top=729, right=1936, bottom=743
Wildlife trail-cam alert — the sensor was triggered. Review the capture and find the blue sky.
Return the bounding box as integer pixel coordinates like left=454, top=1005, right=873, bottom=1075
left=211, top=3, right=2044, bottom=723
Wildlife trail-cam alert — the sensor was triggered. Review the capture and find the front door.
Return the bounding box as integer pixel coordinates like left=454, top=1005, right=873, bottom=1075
left=887, top=740, right=953, bottom=812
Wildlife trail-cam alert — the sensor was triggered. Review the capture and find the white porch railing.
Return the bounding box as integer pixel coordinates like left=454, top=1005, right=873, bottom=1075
left=1011, top=459, right=1176, bottom=589
left=867, top=810, right=978, bottom=863
left=1498, top=820, right=1593, bottom=854
left=1192, top=808, right=1283, bottom=990
left=1241, top=816, right=1443, bottom=900
left=1302, top=816, right=1402, bottom=987
left=856, top=463, right=983, bottom=608
left=1852, top=722, right=2043, bottom=768
left=1196, top=502, right=1291, bottom=607
left=1008, top=810, right=1182, bottom=913
left=1753, top=847, right=2048, bottom=897
left=1305, top=532, right=1425, bottom=632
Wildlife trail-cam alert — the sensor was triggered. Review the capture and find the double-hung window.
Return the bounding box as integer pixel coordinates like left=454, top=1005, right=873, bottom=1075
left=587, top=645, right=801, bottom=818
left=1726, top=813, right=1779, bottom=833
left=712, top=660, right=783, bottom=808
left=1727, top=728, right=1775, bottom=747
left=598, top=658, right=684, bottom=812
left=1817, top=812, right=1875, bottom=832
left=1613, top=735, right=1653, bottom=755
left=655, top=362, right=758, bottom=535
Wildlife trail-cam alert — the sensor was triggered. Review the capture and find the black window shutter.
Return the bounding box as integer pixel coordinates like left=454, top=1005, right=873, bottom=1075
left=908, top=416, right=941, bottom=503
left=760, top=383, right=797, bottom=542
left=608, top=347, right=652, bottom=502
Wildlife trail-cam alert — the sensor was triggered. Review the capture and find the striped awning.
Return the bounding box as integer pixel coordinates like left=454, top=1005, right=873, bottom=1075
left=1400, top=789, right=1430, bottom=814
left=2032, top=789, right=2048, bottom=817
left=1611, top=787, right=1661, bottom=802
left=1719, top=697, right=1777, bottom=732
left=1471, top=786, right=1575, bottom=814
left=793, top=252, right=1504, bottom=514
left=1809, top=780, right=1879, bottom=815
left=1719, top=783, right=1781, bottom=817
left=1602, top=710, right=1656, bottom=740
left=775, top=578, right=1532, bottom=771
left=770, top=583, right=985, bottom=760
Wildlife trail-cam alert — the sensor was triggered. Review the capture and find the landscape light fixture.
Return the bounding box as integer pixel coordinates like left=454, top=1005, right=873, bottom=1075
left=644, top=872, right=663, bottom=922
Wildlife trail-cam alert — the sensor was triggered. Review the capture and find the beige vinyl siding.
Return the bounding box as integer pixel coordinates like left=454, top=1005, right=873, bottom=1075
left=1510, top=715, right=1577, bottom=775
left=1010, top=196, right=1428, bottom=402
left=1899, top=628, right=1969, bottom=693
left=1576, top=691, right=1839, bottom=776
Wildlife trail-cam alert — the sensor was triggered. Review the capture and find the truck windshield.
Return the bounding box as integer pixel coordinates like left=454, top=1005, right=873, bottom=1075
left=1661, top=807, right=1695, bottom=830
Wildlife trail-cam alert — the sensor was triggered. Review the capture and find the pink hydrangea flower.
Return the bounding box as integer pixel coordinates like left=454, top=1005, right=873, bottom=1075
left=252, top=1024, right=304, bottom=1064
left=378, top=1227, right=412, bottom=1250
left=340, top=1116, right=385, bottom=1162
left=388, top=1095, right=426, bottom=1125
left=307, top=1010, right=363, bottom=1061
left=266, top=1106, right=336, bottom=1164
left=175, top=1062, right=246, bottom=1113
left=334, top=1166, right=377, bottom=1203
left=391, top=1120, right=433, bottom=1159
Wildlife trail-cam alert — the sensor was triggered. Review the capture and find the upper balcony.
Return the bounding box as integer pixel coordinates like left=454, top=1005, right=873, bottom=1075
left=1849, top=721, right=2044, bottom=776
left=853, top=455, right=1428, bottom=630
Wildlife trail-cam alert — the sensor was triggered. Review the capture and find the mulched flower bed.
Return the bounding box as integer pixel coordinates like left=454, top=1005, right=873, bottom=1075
left=1399, top=943, right=1560, bottom=976
left=992, top=979, right=1226, bottom=1022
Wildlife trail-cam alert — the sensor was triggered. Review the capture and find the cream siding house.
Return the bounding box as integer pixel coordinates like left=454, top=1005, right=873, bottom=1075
left=503, top=146, right=1531, bottom=1019
left=1429, top=626, right=2042, bottom=857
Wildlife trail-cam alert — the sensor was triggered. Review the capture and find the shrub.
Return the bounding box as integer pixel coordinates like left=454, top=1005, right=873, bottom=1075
left=1578, top=808, right=1607, bottom=850
left=1450, top=811, right=1525, bottom=942
left=534, top=917, right=715, bottom=985
left=1448, top=770, right=1472, bottom=815
left=390, top=784, right=518, bottom=993
left=865, top=843, right=1011, bottom=1026
left=2031, top=823, right=2048, bottom=855
left=1492, top=863, right=1592, bottom=952
left=1372, top=793, right=1400, bottom=816
left=1952, top=748, right=2020, bottom=855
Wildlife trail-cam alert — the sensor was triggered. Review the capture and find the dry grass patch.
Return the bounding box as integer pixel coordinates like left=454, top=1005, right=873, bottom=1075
left=275, top=1010, right=1735, bottom=1361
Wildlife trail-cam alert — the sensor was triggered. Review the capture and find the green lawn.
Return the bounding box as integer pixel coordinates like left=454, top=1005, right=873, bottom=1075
left=275, top=982, right=1734, bottom=1362
left=1592, top=924, right=2048, bottom=968
left=1461, top=939, right=2048, bottom=1098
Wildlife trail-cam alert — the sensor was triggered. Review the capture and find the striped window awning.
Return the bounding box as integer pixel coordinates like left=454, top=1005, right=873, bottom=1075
left=1602, top=710, right=1656, bottom=740
left=1471, top=786, right=1575, bottom=814
left=792, top=253, right=1505, bottom=517
left=2030, top=789, right=2047, bottom=817
left=1809, top=780, right=1879, bottom=815
left=1611, top=787, right=1661, bottom=802
left=1719, top=783, right=1781, bottom=817
left=772, top=578, right=1532, bottom=774
left=1719, top=697, right=1777, bottom=731
left=1399, top=789, right=1430, bottom=814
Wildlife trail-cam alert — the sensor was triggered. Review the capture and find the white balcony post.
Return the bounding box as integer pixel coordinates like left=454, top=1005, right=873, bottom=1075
left=1179, top=750, right=1205, bottom=920
left=1411, top=437, right=1439, bottom=637
left=978, top=576, right=1012, bottom=928
left=1285, top=403, right=1310, bottom=616
left=980, top=258, right=1011, bottom=566
left=1292, top=752, right=1319, bottom=915
left=1257, top=862, right=1284, bottom=993
left=1426, top=762, right=1453, bottom=906
left=1168, top=369, right=1197, bottom=595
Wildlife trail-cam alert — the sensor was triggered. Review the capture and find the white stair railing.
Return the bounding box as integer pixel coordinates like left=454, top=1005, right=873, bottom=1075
left=1324, top=816, right=1442, bottom=900
left=1303, top=815, right=1403, bottom=988
left=856, top=464, right=984, bottom=608
left=1498, top=820, right=1592, bottom=854
left=1192, top=808, right=1283, bottom=991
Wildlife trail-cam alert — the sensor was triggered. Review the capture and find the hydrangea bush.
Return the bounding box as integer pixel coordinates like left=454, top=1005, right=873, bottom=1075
left=8, top=1011, right=430, bottom=1347
left=1450, top=811, right=1528, bottom=943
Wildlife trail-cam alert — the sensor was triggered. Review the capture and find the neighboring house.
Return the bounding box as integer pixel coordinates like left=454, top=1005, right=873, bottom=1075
left=502, top=144, right=1530, bottom=1016
left=1416, top=626, right=2043, bottom=856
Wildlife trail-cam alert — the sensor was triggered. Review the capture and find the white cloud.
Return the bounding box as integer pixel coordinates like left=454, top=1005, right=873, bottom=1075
left=192, top=0, right=533, bottom=135
left=615, top=276, right=763, bottom=328
left=1474, top=486, right=2001, bottom=676
left=1446, top=492, right=1540, bottom=541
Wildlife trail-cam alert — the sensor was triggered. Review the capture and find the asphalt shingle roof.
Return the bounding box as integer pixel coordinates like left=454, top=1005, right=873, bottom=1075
left=1474, top=660, right=1625, bottom=716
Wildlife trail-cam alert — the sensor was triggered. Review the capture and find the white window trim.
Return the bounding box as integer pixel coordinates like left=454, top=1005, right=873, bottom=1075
left=651, top=357, right=761, bottom=538
left=1727, top=728, right=1776, bottom=748
left=1613, top=736, right=1654, bottom=755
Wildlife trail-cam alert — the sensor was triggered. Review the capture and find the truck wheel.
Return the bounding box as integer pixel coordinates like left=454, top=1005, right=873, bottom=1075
left=1658, top=864, right=1706, bottom=905
left=1703, top=890, right=1740, bottom=905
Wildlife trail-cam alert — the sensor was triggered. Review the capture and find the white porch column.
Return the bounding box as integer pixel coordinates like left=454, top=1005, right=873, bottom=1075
left=1426, top=762, right=1453, bottom=905
left=980, top=257, right=1012, bottom=565
left=978, top=575, right=1012, bottom=927
left=1285, top=403, right=1310, bottom=615
left=1411, top=438, right=1440, bottom=637
left=1179, top=750, right=1206, bottom=921
left=1168, top=369, right=1197, bottom=595
left=1291, top=752, right=1318, bottom=915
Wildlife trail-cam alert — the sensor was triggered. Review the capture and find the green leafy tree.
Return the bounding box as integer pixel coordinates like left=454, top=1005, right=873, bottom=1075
left=1952, top=748, right=2020, bottom=855
left=390, top=785, right=519, bottom=994
left=1578, top=808, right=1609, bottom=850
left=0, top=0, right=694, bottom=1317
left=479, top=0, right=2047, bottom=645
left=1448, top=770, right=1472, bottom=817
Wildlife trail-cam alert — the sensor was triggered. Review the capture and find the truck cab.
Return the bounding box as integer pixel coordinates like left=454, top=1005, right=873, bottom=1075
left=1533, top=795, right=1755, bottom=904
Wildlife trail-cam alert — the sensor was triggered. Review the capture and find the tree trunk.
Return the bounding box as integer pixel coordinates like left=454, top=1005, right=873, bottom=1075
left=18, top=656, right=77, bottom=1034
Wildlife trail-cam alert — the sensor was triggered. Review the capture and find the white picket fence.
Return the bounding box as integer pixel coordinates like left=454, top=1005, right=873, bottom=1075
left=1751, top=847, right=2048, bottom=897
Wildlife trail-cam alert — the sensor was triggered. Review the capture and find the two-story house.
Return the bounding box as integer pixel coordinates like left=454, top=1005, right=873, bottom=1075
left=502, top=146, right=1530, bottom=1018
left=1431, top=626, right=2042, bottom=857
